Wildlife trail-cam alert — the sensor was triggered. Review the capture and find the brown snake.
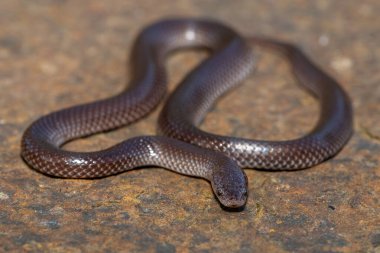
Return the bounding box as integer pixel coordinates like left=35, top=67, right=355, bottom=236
left=21, top=19, right=353, bottom=209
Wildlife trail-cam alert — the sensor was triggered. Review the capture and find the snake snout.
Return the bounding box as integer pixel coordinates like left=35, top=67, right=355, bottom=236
left=211, top=159, right=248, bottom=209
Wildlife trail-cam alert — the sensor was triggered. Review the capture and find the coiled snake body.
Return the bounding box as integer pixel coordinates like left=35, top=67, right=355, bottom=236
left=21, top=19, right=352, bottom=208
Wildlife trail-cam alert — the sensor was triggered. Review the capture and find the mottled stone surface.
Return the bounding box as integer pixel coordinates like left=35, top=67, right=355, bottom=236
left=0, top=0, right=379, bottom=252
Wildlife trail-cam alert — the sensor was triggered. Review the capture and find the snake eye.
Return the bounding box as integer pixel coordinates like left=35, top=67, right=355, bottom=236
left=217, top=190, right=224, bottom=196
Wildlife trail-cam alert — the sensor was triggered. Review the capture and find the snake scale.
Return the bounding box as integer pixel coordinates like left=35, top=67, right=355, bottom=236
left=21, top=19, right=353, bottom=208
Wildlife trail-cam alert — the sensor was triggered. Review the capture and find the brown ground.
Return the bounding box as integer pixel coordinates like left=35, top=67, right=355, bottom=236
left=0, top=1, right=379, bottom=252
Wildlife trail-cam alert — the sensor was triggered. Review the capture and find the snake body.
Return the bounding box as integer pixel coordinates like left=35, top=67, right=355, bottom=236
left=159, top=36, right=353, bottom=169
left=21, top=19, right=352, bottom=209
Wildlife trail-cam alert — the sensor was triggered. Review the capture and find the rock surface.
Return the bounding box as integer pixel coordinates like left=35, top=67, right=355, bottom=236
left=0, top=0, right=379, bottom=252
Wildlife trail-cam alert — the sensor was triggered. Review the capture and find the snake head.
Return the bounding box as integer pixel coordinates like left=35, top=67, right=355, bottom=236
left=210, top=158, right=248, bottom=209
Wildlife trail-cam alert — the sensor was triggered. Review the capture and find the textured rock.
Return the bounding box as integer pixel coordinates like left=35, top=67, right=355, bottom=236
left=0, top=0, right=379, bottom=252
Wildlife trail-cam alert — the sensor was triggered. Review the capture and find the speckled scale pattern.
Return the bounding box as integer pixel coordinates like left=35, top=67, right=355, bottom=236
left=21, top=19, right=249, bottom=184
left=22, top=134, right=227, bottom=179
left=21, top=19, right=352, bottom=206
left=158, top=37, right=353, bottom=170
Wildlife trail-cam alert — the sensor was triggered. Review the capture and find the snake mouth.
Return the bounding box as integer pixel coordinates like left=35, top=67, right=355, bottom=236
left=219, top=197, right=247, bottom=209
left=213, top=185, right=248, bottom=209
left=217, top=194, right=247, bottom=211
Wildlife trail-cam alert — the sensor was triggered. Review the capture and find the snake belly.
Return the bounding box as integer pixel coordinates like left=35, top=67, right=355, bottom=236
left=21, top=18, right=353, bottom=209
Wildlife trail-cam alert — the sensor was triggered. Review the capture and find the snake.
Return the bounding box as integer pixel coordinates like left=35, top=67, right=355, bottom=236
left=21, top=19, right=353, bottom=209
